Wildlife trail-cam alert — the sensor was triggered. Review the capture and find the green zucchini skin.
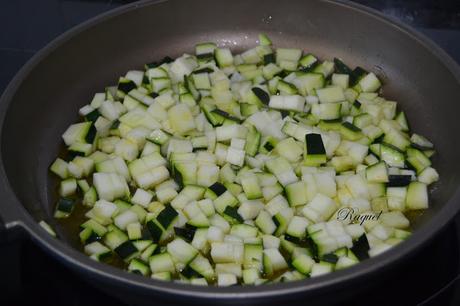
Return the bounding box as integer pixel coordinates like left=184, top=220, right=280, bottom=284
left=50, top=33, right=437, bottom=286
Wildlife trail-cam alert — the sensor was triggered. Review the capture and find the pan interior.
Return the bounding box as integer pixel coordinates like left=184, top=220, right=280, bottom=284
left=1, top=0, right=460, bottom=249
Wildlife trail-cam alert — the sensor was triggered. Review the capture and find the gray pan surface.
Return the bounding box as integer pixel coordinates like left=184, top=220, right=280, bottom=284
left=0, top=0, right=460, bottom=304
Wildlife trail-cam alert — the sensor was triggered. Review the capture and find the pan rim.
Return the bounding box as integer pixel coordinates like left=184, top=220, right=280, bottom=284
left=0, top=0, right=460, bottom=300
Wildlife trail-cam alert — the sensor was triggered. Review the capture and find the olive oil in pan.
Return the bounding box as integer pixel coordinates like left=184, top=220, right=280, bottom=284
left=52, top=161, right=128, bottom=269
left=50, top=115, right=430, bottom=285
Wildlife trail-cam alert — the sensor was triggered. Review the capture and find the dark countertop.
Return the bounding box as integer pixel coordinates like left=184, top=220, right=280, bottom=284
left=1, top=1, right=460, bottom=306
left=1, top=0, right=460, bottom=93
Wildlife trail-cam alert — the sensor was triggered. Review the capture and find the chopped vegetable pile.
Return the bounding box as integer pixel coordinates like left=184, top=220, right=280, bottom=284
left=49, top=33, right=439, bottom=286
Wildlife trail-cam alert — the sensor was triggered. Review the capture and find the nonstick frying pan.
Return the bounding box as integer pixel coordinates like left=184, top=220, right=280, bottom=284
left=1, top=0, right=460, bottom=305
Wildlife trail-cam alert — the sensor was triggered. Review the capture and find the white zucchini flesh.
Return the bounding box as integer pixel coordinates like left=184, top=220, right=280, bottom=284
left=50, top=33, right=438, bottom=286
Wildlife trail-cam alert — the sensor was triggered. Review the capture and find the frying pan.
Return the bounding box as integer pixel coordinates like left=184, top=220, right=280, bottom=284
left=1, top=0, right=460, bottom=304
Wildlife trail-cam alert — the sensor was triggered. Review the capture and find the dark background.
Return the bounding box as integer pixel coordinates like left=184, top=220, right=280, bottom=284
left=1, top=1, right=460, bottom=306
left=1, top=0, right=460, bottom=94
